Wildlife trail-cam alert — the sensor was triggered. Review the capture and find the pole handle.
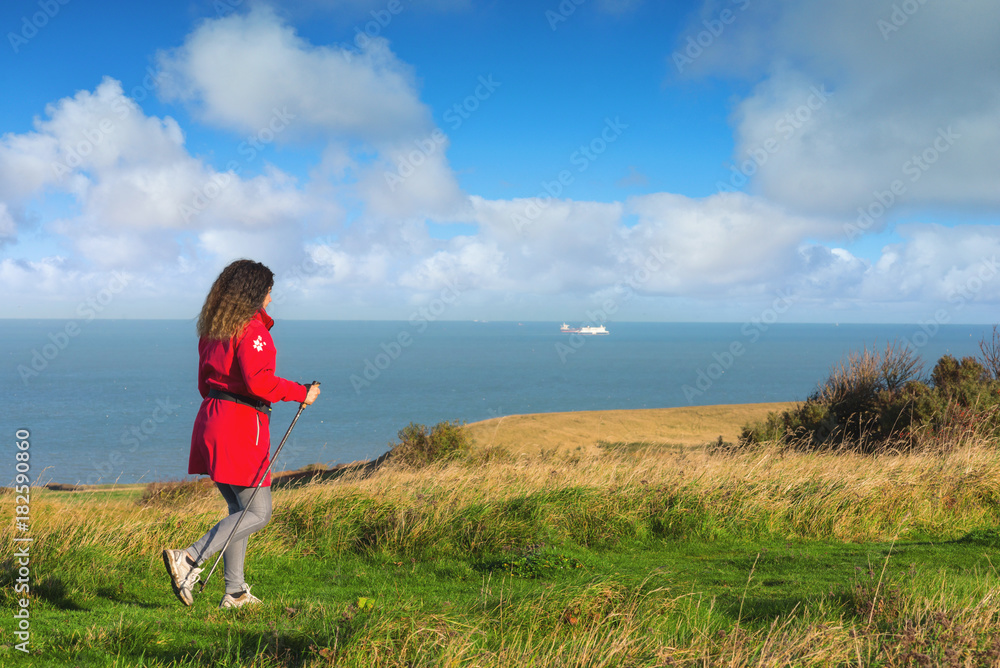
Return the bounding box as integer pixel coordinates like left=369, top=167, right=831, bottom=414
left=302, top=380, right=320, bottom=406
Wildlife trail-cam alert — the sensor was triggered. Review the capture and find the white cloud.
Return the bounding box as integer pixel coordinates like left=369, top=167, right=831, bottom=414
left=0, top=130, right=58, bottom=203
left=780, top=225, right=1000, bottom=317
left=456, top=192, right=843, bottom=300
left=0, top=257, right=72, bottom=295
left=40, top=79, right=188, bottom=175
left=308, top=240, right=394, bottom=286
left=398, top=238, right=509, bottom=292
left=271, top=190, right=836, bottom=304
left=357, top=140, right=465, bottom=220
left=0, top=203, right=16, bottom=246
left=0, top=257, right=146, bottom=318
left=7, top=2, right=1000, bottom=323
left=790, top=245, right=869, bottom=298
left=157, top=7, right=466, bottom=222
left=858, top=224, right=1000, bottom=303
left=2, top=10, right=467, bottom=311
left=74, top=231, right=175, bottom=270
left=156, top=7, right=433, bottom=143
left=197, top=227, right=304, bottom=269
left=624, top=191, right=832, bottom=292
left=681, top=0, right=1000, bottom=215
left=0, top=76, right=321, bottom=272
left=469, top=196, right=625, bottom=292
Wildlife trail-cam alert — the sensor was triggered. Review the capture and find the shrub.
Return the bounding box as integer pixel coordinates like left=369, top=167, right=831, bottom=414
left=389, top=420, right=472, bottom=467
left=816, top=342, right=923, bottom=443
left=740, top=338, right=1000, bottom=452
left=931, top=355, right=988, bottom=399
left=980, top=325, right=1000, bottom=380
left=742, top=342, right=923, bottom=450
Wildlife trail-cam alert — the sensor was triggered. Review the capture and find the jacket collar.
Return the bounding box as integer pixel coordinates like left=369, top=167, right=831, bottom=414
left=254, top=308, right=274, bottom=331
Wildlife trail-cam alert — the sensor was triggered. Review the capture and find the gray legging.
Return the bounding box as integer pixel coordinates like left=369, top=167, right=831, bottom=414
left=188, top=483, right=272, bottom=595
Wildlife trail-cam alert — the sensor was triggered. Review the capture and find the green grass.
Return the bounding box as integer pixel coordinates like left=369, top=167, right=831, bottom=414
left=8, top=441, right=1000, bottom=666
left=10, top=536, right=1000, bottom=666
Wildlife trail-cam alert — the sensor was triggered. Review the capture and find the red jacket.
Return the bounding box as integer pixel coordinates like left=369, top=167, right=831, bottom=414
left=188, top=309, right=308, bottom=486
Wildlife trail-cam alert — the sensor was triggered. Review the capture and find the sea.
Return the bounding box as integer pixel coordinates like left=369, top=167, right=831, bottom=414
left=2, top=319, right=994, bottom=486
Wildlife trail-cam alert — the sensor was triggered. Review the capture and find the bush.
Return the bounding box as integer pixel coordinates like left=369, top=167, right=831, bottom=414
left=816, top=342, right=922, bottom=443
left=739, top=338, right=1000, bottom=452
left=979, top=325, right=1000, bottom=380
left=931, top=355, right=989, bottom=398
left=389, top=420, right=472, bottom=467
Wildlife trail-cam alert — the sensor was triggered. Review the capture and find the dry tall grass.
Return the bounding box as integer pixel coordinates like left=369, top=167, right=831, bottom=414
left=14, top=435, right=1000, bottom=560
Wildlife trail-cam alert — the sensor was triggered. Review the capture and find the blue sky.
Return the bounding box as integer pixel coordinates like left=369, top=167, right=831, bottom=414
left=2, top=0, right=999, bottom=322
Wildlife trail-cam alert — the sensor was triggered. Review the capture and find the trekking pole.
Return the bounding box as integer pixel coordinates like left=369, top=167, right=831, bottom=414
left=199, top=381, right=319, bottom=593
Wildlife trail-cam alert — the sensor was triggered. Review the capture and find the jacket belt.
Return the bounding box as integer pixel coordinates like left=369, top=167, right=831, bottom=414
left=207, top=388, right=271, bottom=413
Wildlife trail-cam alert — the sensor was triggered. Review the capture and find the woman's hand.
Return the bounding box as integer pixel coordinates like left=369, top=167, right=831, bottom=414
left=303, top=383, right=321, bottom=405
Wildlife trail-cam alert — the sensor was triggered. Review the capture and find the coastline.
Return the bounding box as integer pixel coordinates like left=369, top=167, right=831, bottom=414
left=24, top=402, right=796, bottom=492
left=9, top=321, right=994, bottom=488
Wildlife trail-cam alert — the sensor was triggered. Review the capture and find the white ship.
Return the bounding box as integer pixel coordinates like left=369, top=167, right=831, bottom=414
left=560, top=323, right=609, bottom=335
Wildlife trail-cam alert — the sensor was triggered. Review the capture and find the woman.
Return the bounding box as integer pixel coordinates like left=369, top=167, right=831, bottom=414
left=163, top=259, right=321, bottom=609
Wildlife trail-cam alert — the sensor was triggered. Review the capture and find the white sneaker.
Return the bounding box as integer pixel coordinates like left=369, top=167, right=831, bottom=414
left=162, top=548, right=203, bottom=606
left=219, top=585, right=262, bottom=609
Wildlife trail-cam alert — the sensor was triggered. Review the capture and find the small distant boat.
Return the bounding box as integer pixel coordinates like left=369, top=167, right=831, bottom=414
left=560, top=323, right=609, bottom=335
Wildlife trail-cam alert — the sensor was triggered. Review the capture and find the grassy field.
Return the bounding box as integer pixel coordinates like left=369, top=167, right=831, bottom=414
left=464, top=402, right=797, bottom=457
left=5, top=406, right=1000, bottom=666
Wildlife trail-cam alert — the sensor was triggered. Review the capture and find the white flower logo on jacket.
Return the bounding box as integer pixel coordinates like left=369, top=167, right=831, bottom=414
left=253, top=335, right=266, bottom=352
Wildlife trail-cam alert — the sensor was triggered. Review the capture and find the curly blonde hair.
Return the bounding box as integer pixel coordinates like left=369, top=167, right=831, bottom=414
left=197, top=260, right=274, bottom=340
